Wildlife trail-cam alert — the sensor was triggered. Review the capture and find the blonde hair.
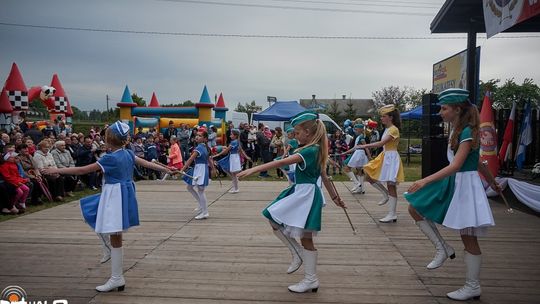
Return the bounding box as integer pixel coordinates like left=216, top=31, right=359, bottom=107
left=295, top=119, right=328, bottom=169
left=449, top=102, right=480, bottom=151
left=105, top=127, right=128, bottom=149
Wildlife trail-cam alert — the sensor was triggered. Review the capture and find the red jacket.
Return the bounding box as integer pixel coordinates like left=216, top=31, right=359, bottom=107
left=0, top=162, right=28, bottom=186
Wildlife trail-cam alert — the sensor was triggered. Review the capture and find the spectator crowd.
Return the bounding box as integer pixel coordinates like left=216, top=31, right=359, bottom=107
left=1, top=117, right=380, bottom=215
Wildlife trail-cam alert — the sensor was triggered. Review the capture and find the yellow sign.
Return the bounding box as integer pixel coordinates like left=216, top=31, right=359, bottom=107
left=432, top=48, right=480, bottom=95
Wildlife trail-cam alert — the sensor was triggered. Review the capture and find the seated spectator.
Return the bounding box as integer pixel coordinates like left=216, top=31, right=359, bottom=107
left=0, top=174, right=18, bottom=214
left=76, top=136, right=98, bottom=190
left=25, top=138, right=36, bottom=155
left=0, top=151, right=30, bottom=212
left=42, top=121, right=57, bottom=138
left=33, top=140, right=66, bottom=201
left=17, top=143, right=45, bottom=205
left=51, top=140, right=77, bottom=196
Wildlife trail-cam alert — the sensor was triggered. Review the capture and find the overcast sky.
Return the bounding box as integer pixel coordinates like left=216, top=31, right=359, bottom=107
left=1, top=0, right=539, bottom=111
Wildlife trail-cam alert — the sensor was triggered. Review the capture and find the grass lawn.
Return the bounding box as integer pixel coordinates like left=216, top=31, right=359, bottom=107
left=0, top=188, right=97, bottom=223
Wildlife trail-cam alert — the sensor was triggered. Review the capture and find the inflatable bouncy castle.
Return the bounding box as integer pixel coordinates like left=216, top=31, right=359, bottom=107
left=1, top=62, right=73, bottom=131
left=117, top=85, right=229, bottom=145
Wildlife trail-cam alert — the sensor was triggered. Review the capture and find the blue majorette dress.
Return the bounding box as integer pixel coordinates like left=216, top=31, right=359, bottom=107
left=183, top=143, right=210, bottom=187
left=262, top=145, right=325, bottom=238
left=344, top=134, right=369, bottom=168
left=404, top=127, right=495, bottom=234
left=80, top=149, right=139, bottom=234
left=217, top=139, right=242, bottom=174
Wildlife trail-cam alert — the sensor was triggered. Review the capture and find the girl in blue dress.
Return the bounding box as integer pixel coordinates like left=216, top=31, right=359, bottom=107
left=213, top=129, right=251, bottom=193
left=404, top=89, right=499, bottom=301
left=44, top=121, right=175, bottom=293
left=181, top=130, right=215, bottom=220
left=238, top=111, right=346, bottom=293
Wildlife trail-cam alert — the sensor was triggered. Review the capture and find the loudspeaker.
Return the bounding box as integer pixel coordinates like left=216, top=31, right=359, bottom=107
left=422, top=93, right=444, bottom=137
left=421, top=137, right=449, bottom=178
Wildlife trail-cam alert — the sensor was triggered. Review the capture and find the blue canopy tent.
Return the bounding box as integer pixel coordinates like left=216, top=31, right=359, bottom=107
left=400, top=106, right=423, bottom=120
left=252, top=101, right=307, bottom=121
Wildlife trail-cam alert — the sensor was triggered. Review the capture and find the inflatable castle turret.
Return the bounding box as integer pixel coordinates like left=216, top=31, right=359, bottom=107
left=117, top=85, right=138, bottom=130
left=0, top=88, right=13, bottom=130
left=213, top=93, right=228, bottom=121
left=195, top=85, right=214, bottom=125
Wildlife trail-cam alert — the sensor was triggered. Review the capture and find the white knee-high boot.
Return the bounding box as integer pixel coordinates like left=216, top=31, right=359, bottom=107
left=355, top=174, right=365, bottom=194
left=372, top=182, right=389, bottom=205
left=345, top=171, right=360, bottom=191
left=187, top=185, right=200, bottom=212
left=379, top=196, right=397, bottom=223
left=96, top=247, right=125, bottom=292
left=288, top=249, right=319, bottom=293
left=416, top=220, right=455, bottom=269
left=229, top=176, right=239, bottom=193
left=272, top=230, right=303, bottom=274
left=194, top=187, right=209, bottom=219
left=447, top=251, right=482, bottom=301
left=97, top=233, right=111, bottom=264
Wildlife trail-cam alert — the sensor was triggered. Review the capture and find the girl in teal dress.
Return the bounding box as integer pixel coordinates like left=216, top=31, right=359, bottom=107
left=238, top=111, right=346, bottom=293
left=404, top=88, right=500, bottom=301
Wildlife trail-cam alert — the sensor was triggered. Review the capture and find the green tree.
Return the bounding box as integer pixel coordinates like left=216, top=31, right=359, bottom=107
left=372, top=86, right=408, bottom=111
left=325, top=100, right=342, bottom=124
left=372, top=86, right=428, bottom=112
left=480, top=78, right=540, bottom=109
left=343, top=100, right=357, bottom=120
left=235, top=100, right=262, bottom=122
left=132, top=93, right=146, bottom=107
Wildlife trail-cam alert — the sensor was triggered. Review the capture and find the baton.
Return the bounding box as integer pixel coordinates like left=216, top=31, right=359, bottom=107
left=328, top=179, right=358, bottom=235
left=151, top=159, right=198, bottom=181
left=482, top=160, right=513, bottom=213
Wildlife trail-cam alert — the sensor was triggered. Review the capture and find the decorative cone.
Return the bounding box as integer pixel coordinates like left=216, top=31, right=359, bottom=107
left=149, top=92, right=160, bottom=107
left=49, top=74, right=69, bottom=114
left=4, top=63, right=29, bottom=111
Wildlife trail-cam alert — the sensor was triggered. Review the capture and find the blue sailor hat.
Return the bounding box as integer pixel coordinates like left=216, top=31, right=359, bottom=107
left=111, top=121, right=130, bottom=140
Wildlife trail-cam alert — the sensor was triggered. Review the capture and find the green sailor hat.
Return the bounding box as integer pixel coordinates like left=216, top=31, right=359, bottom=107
left=437, top=88, right=470, bottom=105
left=286, top=127, right=295, bottom=133
left=290, top=111, right=319, bottom=127
left=354, top=123, right=365, bottom=129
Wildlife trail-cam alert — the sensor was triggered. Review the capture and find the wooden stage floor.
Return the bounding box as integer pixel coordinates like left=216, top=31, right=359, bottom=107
left=0, top=180, right=538, bottom=304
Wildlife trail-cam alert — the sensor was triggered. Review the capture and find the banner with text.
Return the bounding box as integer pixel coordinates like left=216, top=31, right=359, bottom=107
left=432, top=47, right=481, bottom=94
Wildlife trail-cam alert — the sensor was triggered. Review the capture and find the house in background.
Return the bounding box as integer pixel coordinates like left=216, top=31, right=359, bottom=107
left=299, top=95, right=375, bottom=120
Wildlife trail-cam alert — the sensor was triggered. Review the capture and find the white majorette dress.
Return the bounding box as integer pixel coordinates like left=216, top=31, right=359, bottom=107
left=262, top=145, right=325, bottom=238
left=217, top=139, right=242, bottom=174
left=363, top=125, right=404, bottom=183
left=80, top=149, right=139, bottom=234
left=183, top=143, right=210, bottom=186
left=404, top=127, right=495, bottom=235
left=344, top=134, right=369, bottom=168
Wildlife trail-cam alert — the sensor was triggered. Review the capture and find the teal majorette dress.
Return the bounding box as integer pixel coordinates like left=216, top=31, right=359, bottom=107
left=344, top=134, right=368, bottom=168
left=404, top=127, right=495, bottom=231
left=263, top=145, right=324, bottom=238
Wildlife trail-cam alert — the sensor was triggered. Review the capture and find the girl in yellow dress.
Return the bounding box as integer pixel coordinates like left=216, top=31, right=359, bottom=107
left=356, top=104, right=404, bottom=223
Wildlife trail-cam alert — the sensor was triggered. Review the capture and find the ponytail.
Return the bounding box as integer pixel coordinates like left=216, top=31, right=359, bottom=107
left=295, top=119, right=328, bottom=169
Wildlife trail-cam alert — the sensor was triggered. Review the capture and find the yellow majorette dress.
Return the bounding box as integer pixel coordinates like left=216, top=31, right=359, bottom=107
left=363, top=125, right=404, bottom=183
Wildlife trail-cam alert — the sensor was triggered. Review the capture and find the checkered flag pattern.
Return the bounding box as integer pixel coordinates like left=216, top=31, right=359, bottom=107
left=8, top=90, right=29, bottom=110
left=55, top=96, right=67, bottom=112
